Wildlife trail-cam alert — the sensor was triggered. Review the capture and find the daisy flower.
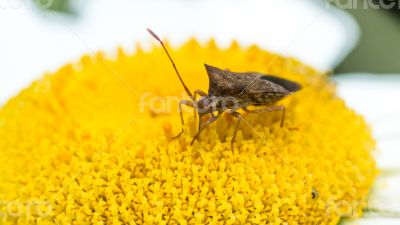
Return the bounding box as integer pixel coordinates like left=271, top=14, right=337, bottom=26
left=0, top=40, right=377, bottom=224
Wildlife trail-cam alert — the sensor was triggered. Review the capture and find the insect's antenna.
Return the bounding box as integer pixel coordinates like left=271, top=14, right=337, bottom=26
left=147, top=28, right=194, bottom=98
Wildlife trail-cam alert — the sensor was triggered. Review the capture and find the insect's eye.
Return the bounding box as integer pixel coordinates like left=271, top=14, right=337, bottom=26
left=196, top=97, right=212, bottom=114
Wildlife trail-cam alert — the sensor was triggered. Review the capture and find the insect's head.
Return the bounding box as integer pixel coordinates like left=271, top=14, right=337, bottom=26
left=196, top=95, right=239, bottom=115
left=196, top=96, right=215, bottom=115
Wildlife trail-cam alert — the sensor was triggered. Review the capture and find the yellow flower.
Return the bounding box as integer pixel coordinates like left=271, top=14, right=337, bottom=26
left=0, top=39, right=377, bottom=224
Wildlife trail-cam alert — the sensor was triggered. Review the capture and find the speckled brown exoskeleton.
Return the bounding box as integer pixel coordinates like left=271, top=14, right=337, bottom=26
left=147, top=29, right=302, bottom=150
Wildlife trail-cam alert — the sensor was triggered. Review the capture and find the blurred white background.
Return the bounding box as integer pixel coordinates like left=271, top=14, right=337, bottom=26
left=0, top=0, right=359, bottom=104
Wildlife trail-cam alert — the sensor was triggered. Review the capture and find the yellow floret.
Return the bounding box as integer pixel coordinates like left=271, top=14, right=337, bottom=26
left=0, top=39, right=376, bottom=224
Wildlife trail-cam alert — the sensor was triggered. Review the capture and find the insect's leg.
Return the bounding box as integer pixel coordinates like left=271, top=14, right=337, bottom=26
left=228, top=111, right=242, bottom=151
left=198, top=112, right=216, bottom=131
left=193, top=89, right=207, bottom=100
left=243, top=105, right=286, bottom=127
left=190, top=112, right=221, bottom=145
left=192, top=90, right=207, bottom=119
left=172, top=100, right=194, bottom=139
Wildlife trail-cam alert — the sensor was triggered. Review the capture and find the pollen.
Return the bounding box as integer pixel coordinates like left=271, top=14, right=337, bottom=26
left=0, top=39, right=377, bottom=224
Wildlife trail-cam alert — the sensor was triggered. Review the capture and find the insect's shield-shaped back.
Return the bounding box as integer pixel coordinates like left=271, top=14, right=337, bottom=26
left=204, top=64, right=302, bottom=97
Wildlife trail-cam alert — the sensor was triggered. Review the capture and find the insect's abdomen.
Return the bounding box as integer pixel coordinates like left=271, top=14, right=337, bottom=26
left=239, top=92, right=286, bottom=107
left=213, top=92, right=286, bottom=110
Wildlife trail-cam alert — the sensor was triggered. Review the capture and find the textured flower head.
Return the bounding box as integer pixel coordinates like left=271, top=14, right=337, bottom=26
left=0, top=39, right=376, bottom=224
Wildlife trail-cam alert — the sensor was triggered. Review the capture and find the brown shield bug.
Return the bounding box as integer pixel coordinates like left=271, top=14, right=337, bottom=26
left=147, top=28, right=302, bottom=150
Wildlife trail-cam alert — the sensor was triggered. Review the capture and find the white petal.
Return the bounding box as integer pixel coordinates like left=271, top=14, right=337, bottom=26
left=336, top=75, right=400, bottom=224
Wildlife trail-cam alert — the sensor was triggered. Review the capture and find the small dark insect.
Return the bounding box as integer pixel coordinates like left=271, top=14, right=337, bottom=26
left=312, top=188, right=319, bottom=199
left=147, top=28, right=302, bottom=150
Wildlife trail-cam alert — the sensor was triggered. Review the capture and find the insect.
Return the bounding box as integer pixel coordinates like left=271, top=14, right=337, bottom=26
left=147, top=28, right=302, bottom=150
